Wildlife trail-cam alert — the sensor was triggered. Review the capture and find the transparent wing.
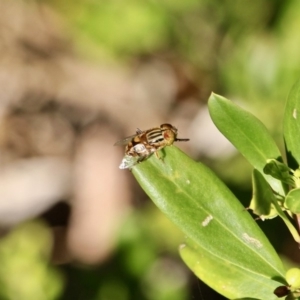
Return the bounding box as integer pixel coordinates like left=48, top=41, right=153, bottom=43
left=114, top=134, right=138, bottom=146
left=119, top=155, right=140, bottom=169
left=114, top=127, right=146, bottom=146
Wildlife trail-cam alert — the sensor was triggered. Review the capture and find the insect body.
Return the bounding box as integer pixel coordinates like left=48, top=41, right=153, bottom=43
left=114, top=123, right=189, bottom=169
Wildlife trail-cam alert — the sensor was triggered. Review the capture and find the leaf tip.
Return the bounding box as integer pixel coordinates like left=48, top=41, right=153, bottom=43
left=208, top=92, right=228, bottom=106
left=208, top=92, right=219, bottom=101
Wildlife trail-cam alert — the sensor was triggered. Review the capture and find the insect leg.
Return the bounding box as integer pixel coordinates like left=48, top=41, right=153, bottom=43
left=154, top=150, right=165, bottom=163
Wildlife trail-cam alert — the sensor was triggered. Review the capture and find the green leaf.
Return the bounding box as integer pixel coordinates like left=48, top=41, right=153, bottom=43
left=132, top=146, right=285, bottom=299
left=263, top=159, right=300, bottom=188
left=250, top=170, right=300, bottom=242
left=180, top=240, right=283, bottom=300
left=249, top=169, right=278, bottom=219
left=208, top=93, right=286, bottom=195
left=283, top=79, right=300, bottom=169
left=263, top=159, right=294, bottom=186
left=286, top=188, right=300, bottom=214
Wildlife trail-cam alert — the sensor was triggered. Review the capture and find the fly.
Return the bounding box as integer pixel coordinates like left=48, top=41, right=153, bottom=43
left=114, top=123, right=189, bottom=169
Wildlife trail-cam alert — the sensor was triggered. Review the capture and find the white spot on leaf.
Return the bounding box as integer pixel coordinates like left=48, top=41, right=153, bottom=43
left=242, top=233, right=262, bottom=248
left=179, top=244, right=186, bottom=250
left=202, top=215, right=213, bottom=227
left=293, top=108, right=297, bottom=119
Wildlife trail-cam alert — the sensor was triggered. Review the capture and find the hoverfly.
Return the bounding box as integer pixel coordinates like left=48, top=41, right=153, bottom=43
left=114, top=123, right=189, bottom=169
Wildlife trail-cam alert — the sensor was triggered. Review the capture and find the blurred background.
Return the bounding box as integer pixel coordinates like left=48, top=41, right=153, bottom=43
left=0, top=0, right=300, bottom=299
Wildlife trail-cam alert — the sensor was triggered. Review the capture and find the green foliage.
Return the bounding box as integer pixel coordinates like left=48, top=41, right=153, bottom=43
left=51, top=0, right=172, bottom=58
left=0, top=222, right=63, bottom=300
left=263, top=159, right=294, bottom=186
left=132, top=147, right=285, bottom=299
left=250, top=169, right=278, bottom=219
left=208, top=93, right=286, bottom=195
left=10, top=1, right=300, bottom=298
left=130, top=80, right=300, bottom=299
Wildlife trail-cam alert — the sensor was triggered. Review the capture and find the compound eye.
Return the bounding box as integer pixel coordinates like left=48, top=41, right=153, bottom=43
left=160, top=123, right=175, bottom=130
left=163, top=131, right=170, bottom=139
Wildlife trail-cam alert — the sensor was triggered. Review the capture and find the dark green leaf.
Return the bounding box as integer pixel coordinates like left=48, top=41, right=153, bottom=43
left=250, top=170, right=300, bottom=242
left=208, top=93, right=286, bottom=195
left=263, top=159, right=294, bottom=186
left=249, top=169, right=278, bottom=219
left=132, top=146, right=285, bottom=299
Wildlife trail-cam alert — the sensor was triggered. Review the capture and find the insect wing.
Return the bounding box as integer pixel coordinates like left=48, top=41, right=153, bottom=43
left=115, top=123, right=189, bottom=169
left=114, top=134, right=139, bottom=146
left=119, top=155, right=139, bottom=169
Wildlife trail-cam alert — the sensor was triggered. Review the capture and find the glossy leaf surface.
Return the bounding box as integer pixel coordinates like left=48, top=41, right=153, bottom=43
left=208, top=93, right=286, bottom=196
left=132, top=147, right=285, bottom=299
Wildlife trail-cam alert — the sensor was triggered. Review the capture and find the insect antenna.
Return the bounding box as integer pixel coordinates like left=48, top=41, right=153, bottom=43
left=175, top=138, right=190, bottom=142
